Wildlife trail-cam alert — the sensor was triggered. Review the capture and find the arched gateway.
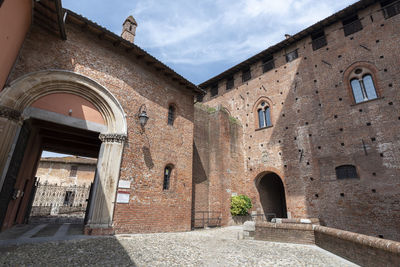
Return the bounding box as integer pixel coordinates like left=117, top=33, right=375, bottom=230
left=255, top=172, right=287, bottom=220
left=0, top=70, right=127, bottom=232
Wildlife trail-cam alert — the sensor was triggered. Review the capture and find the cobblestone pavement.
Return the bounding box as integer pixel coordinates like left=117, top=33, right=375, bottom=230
left=0, top=226, right=358, bottom=266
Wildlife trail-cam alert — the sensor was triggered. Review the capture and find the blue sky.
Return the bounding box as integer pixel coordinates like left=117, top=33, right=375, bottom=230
left=63, top=0, right=357, bottom=85
left=44, top=0, right=357, bottom=158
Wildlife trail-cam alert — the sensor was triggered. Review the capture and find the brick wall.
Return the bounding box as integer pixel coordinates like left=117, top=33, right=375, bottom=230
left=10, top=20, right=195, bottom=233
left=199, top=1, right=400, bottom=241
left=192, top=104, right=244, bottom=226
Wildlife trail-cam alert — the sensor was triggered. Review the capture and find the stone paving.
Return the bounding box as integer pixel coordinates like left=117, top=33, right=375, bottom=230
left=0, top=226, right=358, bottom=266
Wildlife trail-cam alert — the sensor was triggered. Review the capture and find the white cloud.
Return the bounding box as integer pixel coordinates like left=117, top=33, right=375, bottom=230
left=63, top=0, right=358, bottom=83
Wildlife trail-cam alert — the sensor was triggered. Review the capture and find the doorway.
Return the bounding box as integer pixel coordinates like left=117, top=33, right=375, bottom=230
left=0, top=118, right=101, bottom=232
left=256, top=172, right=287, bottom=220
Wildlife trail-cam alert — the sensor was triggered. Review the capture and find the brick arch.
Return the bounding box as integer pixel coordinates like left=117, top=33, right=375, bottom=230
left=343, top=61, right=382, bottom=104
left=252, top=96, right=274, bottom=129
left=254, top=168, right=287, bottom=219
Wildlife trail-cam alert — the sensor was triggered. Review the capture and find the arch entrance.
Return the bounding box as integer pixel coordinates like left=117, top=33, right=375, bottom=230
left=256, top=172, right=287, bottom=220
left=0, top=70, right=127, bottom=232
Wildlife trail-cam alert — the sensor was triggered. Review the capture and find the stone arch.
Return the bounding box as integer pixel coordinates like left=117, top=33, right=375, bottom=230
left=254, top=170, right=287, bottom=220
left=0, top=70, right=127, bottom=231
left=252, top=96, right=274, bottom=129
left=0, top=70, right=127, bottom=135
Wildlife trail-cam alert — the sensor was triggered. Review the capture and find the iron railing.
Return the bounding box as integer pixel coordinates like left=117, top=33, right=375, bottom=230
left=192, top=211, right=221, bottom=228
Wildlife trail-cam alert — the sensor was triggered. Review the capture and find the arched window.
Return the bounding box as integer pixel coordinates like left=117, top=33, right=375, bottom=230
left=168, top=105, right=175, bottom=125
left=163, top=166, right=172, bottom=190
left=335, top=165, right=358, bottom=179
left=257, top=101, right=272, bottom=129
left=349, top=68, right=378, bottom=103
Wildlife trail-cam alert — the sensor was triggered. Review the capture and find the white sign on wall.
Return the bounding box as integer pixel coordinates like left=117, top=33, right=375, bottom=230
left=118, top=180, right=131, bottom=189
left=116, top=192, right=130, bottom=203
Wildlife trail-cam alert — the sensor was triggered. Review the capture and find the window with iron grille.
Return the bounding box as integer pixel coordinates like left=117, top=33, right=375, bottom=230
left=381, top=0, right=400, bottom=18
left=210, top=84, right=218, bottom=97
left=168, top=105, right=175, bottom=125
left=226, top=76, right=234, bottom=90
left=342, top=15, right=363, bottom=36
left=70, top=166, right=78, bottom=177
left=285, top=49, right=298, bottom=63
left=262, top=56, right=275, bottom=73
left=163, top=166, right=172, bottom=190
left=335, top=165, right=359, bottom=179
left=311, top=31, right=327, bottom=51
left=242, top=67, right=251, bottom=82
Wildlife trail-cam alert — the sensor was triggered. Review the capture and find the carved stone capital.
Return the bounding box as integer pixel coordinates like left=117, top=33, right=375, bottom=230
left=0, top=106, right=21, bottom=122
left=99, top=133, right=127, bottom=143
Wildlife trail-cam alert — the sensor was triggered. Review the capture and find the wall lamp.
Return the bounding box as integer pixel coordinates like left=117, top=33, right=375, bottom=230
left=138, top=104, right=149, bottom=127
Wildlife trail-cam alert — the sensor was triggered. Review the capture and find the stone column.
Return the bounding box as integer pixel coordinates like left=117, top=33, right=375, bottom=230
left=86, top=133, right=126, bottom=230
left=0, top=106, right=22, bottom=191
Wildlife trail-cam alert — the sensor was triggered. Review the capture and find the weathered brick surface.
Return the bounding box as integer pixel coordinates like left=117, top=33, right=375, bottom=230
left=200, top=2, right=400, bottom=241
left=254, top=222, right=315, bottom=245
left=10, top=21, right=195, bottom=233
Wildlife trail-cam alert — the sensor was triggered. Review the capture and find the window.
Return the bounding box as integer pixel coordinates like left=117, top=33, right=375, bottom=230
left=342, top=15, right=362, bottom=36
left=196, top=94, right=204, bottom=102
left=226, top=76, right=234, bottom=90
left=70, top=166, right=78, bottom=177
left=257, top=101, right=272, bottom=129
left=311, top=31, right=327, bottom=51
left=168, top=105, right=175, bottom=125
left=285, top=49, right=298, bottom=63
left=381, top=0, right=400, bottom=19
left=349, top=68, right=378, bottom=103
left=210, top=84, right=218, bottom=97
left=163, top=166, right=172, bottom=190
left=242, top=67, right=251, bottom=82
left=262, top=56, right=275, bottom=73
left=335, top=165, right=358, bottom=179
left=64, top=191, right=75, bottom=205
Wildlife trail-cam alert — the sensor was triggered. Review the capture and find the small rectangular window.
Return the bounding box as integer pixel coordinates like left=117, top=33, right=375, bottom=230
left=226, top=76, right=234, bottom=90
left=262, top=56, right=275, bottom=73
left=285, top=49, right=298, bottom=63
left=196, top=94, right=204, bottom=102
left=242, top=67, right=251, bottom=82
left=64, top=191, right=75, bottom=205
left=381, top=0, right=400, bottom=18
left=335, top=165, right=359, bottom=179
left=342, top=15, right=363, bottom=36
left=311, top=31, right=327, bottom=51
left=210, top=84, right=218, bottom=97
left=70, top=166, right=78, bottom=177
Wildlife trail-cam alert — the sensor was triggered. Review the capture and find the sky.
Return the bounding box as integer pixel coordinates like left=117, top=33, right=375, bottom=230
left=62, top=0, right=358, bottom=85
left=44, top=0, right=357, bottom=158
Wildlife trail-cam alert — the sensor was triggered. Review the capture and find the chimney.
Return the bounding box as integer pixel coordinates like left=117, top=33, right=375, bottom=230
left=285, top=34, right=291, bottom=39
left=121, top=15, right=137, bottom=43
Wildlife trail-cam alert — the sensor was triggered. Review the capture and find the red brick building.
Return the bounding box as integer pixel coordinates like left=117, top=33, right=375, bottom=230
left=195, top=0, right=400, bottom=241
left=0, top=0, right=399, bottom=242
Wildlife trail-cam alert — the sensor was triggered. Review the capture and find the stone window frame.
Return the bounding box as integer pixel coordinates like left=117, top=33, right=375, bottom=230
left=343, top=62, right=382, bottom=105
left=253, top=97, right=273, bottom=131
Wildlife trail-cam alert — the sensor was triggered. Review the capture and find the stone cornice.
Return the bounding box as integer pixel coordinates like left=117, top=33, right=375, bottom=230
left=99, top=133, right=127, bottom=143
